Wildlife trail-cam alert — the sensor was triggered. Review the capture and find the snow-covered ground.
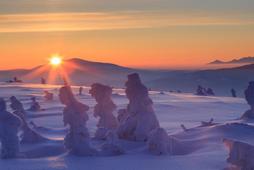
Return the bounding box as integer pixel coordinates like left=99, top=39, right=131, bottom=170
left=0, top=83, right=252, bottom=170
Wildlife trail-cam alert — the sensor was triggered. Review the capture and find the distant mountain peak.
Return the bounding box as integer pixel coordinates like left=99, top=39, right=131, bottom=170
left=208, top=56, right=254, bottom=65
left=208, top=60, right=224, bottom=64
left=66, top=58, right=126, bottom=68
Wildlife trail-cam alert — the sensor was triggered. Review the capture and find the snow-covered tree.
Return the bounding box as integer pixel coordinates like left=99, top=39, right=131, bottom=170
left=241, top=81, right=254, bottom=119
left=28, top=97, right=41, bottom=112
left=59, top=86, right=96, bottom=156
left=0, top=98, right=21, bottom=159
left=89, top=83, right=118, bottom=139
left=117, top=73, right=159, bottom=141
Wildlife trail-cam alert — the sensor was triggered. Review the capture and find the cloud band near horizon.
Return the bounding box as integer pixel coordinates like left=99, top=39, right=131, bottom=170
left=0, top=11, right=253, bottom=33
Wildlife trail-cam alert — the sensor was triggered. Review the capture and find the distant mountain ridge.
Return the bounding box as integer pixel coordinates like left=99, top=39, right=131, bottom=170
left=208, top=56, right=254, bottom=65
left=0, top=58, right=165, bottom=87
left=1, top=57, right=254, bottom=96
left=147, top=62, right=254, bottom=96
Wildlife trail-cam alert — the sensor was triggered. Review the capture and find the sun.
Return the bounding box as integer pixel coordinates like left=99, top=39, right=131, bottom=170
left=50, top=55, right=62, bottom=66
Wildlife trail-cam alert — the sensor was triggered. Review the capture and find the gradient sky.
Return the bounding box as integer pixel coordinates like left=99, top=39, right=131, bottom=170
left=0, top=0, right=253, bottom=69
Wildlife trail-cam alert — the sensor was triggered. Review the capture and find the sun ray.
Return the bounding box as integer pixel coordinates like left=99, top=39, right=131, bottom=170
left=21, top=55, right=93, bottom=85
left=22, top=64, right=50, bottom=81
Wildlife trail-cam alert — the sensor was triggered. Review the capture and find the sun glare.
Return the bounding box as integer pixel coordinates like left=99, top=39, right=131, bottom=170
left=50, top=56, right=62, bottom=66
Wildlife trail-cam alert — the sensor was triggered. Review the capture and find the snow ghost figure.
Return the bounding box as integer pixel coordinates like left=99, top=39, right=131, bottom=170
left=241, top=81, right=254, bottom=119
left=231, top=88, right=237, bottom=98
left=89, top=83, right=118, bottom=139
left=117, top=73, right=159, bottom=141
left=206, top=88, right=215, bottom=96
left=79, top=86, right=83, bottom=96
left=0, top=98, right=21, bottom=159
left=28, top=97, right=41, bottom=112
left=10, top=96, right=46, bottom=143
left=245, top=81, right=254, bottom=110
left=147, top=128, right=170, bottom=155
left=196, top=85, right=206, bottom=96
left=59, top=85, right=96, bottom=156
left=44, top=91, right=54, bottom=101
left=41, top=77, right=46, bottom=85
left=10, top=96, right=26, bottom=119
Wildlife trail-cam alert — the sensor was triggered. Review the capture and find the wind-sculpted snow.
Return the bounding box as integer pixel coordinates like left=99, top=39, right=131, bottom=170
left=0, top=83, right=252, bottom=170
left=223, top=138, right=254, bottom=169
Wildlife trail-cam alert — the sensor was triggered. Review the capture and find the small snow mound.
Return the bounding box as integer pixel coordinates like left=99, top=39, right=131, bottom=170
left=223, top=138, right=254, bottom=169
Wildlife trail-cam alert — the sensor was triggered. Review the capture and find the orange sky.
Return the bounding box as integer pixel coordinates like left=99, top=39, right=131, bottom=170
left=1, top=25, right=253, bottom=70
left=0, top=1, right=253, bottom=70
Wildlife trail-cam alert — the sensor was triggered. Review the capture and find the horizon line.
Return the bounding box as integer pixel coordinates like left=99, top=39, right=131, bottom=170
left=0, top=57, right=253, bottom=71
